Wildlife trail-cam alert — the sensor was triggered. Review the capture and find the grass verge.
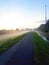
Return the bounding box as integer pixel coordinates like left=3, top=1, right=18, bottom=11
left=33, top=32, right=49, bottom=65
left=0, top=33, right=28, bottom=54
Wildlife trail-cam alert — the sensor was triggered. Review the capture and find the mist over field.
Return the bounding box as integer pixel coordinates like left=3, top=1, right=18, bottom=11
left=0, top=30, right=29, bottom=40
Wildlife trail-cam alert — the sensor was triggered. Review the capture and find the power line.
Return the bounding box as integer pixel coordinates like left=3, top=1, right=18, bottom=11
left=45, top=4, right=47, bottom=22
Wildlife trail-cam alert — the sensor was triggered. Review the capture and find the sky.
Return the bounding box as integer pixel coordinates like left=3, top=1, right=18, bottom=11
left=0, top=0, right=49, bottom=30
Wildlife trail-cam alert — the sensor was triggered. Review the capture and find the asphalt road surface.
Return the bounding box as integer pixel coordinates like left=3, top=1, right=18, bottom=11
left=0, top=32, right=34, bottom=65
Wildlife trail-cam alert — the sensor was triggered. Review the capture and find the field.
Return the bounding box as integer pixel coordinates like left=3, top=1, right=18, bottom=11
left=33, top=32, right=49, bottom=65
left=0, top=30, right=28, bottom=54
left=0, top=30, right=28, bottom=46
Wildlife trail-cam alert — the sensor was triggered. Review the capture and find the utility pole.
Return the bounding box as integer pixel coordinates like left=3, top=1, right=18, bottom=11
left=45, top=4, right=47, bottom=22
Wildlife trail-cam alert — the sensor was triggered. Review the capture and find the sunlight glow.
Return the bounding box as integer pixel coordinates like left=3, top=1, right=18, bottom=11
left=0, top=0, right=48, bottom=30
left=0, top=9, right=43, bottom=30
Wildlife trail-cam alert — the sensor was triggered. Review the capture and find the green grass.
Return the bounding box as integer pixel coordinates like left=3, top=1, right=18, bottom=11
left=0, top=33, right=28, bottom=54
left=33, top=32, right=49, bottom=65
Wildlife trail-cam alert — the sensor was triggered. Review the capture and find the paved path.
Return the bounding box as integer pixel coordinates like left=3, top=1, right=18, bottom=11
left=0, top=32, right=34, bottom=65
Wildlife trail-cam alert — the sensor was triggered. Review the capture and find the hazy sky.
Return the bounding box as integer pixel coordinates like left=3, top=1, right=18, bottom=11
left=0, top=0, right=49, bottom=30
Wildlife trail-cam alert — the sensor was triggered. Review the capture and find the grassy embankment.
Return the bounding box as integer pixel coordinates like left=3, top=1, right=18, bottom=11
left=0, top=33, right=28, bottom=54
left=33, top=32, right=49, bottom=65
